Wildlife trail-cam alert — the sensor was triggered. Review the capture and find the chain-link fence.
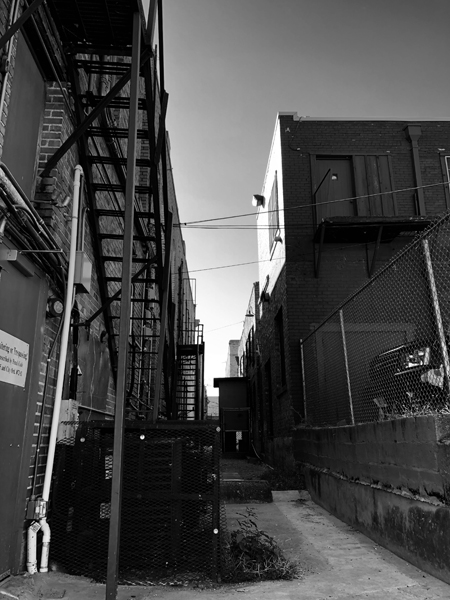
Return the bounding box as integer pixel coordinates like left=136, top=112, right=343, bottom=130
left=50, top=421, right=224, bottom=583
left=301, top=214, right=450, bottom=427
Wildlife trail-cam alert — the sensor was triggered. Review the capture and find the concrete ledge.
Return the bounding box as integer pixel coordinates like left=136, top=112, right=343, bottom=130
left=221, top=479, right=273, bottom=503
left=301, top=463, right=450, bottom=585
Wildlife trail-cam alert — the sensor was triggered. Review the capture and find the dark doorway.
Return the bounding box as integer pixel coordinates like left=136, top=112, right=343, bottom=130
left=315, top=157, right=355, bottom=222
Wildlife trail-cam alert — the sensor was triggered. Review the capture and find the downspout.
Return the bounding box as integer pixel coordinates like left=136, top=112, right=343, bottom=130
left=26, top=165, right=83, bottom=573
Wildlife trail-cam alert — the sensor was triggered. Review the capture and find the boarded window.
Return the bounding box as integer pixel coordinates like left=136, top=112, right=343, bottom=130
left=268, top=172, right=279, bottom=248
left=353, top=155, right=396, bottom=217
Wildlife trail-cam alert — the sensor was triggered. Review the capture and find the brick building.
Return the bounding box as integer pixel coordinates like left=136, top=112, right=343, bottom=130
left=243, top=113, right=450, bottom=468
left=225, top=339, right=240, bottom=377
left=0, top=0, right=202, bottom=577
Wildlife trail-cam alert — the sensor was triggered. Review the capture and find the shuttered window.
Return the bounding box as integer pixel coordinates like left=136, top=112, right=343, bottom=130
left=268, top=171, right=279, bottom=248
left=352, top=155, right=396, bottom=217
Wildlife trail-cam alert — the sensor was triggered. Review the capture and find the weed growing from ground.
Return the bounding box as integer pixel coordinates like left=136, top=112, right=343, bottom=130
left=223, top=507, right=299, bottom=582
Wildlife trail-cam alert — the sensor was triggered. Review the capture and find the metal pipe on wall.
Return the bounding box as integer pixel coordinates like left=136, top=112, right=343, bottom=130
left=25, top=165, right=83, bottom=574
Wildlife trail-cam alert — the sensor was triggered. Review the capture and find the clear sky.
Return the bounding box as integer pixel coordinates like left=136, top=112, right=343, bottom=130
left=162, top=0, right=450, bottom=394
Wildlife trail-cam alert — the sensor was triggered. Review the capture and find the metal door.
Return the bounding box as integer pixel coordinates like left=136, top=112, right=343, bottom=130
left=0, top=249, right=47, bottom=576
left=315, top=157, right=355, bottom=222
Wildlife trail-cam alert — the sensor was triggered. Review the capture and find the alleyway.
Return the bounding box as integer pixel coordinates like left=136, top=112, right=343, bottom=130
left=2, top=459, right=450, bottom=600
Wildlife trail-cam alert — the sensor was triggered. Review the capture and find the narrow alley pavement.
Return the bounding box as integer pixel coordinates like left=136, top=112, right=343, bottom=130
left=2, top=487, right=450, bottom=600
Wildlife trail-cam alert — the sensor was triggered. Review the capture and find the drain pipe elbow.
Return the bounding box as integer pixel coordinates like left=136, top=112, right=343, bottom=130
left=26, top=521, right=41, bottom=574
left=39, top=518, right=51, bottom=573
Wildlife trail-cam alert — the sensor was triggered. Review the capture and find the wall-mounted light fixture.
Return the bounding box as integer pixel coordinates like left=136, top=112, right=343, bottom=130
left=252, top=194, right=265, bottom=207
left=47, top=296, right=64, bottom=318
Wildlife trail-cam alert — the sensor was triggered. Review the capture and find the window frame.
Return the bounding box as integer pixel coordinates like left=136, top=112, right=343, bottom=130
left=268, top=171, right=280, bottom=249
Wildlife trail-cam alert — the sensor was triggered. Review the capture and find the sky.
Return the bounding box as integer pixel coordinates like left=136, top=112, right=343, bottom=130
left=162, top=0, right=450, bottom=395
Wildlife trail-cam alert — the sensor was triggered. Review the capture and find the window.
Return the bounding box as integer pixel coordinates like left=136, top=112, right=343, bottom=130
left=244, top=327, right=255, bottom=375
left=268, top=171, right=279, bottom=248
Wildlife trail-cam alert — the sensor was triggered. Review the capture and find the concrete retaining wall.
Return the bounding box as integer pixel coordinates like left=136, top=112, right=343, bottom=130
left=293, top=415, right=450, bottom=583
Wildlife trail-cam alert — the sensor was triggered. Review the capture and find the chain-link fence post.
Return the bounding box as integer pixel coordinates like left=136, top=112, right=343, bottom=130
left=339, top=310, right=355, bottom=425
left=422, top=238, right=450, bottom=397
left=300, top=339, right=307, bottom=423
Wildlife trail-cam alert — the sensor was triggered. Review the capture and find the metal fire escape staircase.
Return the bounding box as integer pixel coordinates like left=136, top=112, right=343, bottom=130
left=67, top=54, right=167, bottom=418
left=34, top=0, right=174, bottom=420
left=176, top=324, right=205, bottom=420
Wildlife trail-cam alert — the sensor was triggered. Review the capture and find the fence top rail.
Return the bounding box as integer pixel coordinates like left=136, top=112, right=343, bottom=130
left=72, top=419, right=220, bottom=431
left=301, top=210, right=450, bottom=346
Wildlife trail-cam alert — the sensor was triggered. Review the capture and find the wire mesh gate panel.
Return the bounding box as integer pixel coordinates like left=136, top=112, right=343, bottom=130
left=51, top=421, right=222, bottom=582
left=302, top=214, right=450, bottom=427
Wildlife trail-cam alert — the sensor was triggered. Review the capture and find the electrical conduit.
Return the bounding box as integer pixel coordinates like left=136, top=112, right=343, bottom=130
left=26, top=165, right=83, bottom=573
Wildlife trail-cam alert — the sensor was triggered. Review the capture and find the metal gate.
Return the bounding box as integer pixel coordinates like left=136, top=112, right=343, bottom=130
left=50, top=420, right=223, bottom=583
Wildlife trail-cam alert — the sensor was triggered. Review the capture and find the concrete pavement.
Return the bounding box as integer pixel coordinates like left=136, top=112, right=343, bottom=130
left=2, top=490, right=450, bottom=600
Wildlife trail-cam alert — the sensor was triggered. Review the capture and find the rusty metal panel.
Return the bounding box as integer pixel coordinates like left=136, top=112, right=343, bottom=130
left=0, top=243, right=47, bottom=575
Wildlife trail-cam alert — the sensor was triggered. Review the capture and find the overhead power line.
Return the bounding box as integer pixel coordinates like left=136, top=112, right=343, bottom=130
left=177, top=180, right=449, bottom=227
left=190, top=238, right=392, bottom=273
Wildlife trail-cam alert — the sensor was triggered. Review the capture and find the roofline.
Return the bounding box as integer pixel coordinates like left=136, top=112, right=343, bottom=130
left=278, top=112, right=450, bottom=122
left=213, top=377, right=246, bottom=387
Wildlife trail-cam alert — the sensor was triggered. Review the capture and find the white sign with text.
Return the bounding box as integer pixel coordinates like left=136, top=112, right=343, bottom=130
left=0, top=329, right=29, bottom=387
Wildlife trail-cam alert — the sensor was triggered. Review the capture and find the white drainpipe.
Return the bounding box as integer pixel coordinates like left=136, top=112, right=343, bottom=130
left=26, top=165, right=83, bottom=574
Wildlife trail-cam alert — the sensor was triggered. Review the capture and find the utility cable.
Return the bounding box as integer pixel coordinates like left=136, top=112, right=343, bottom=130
left=177, top=180, right=449, bottom=227
left=189, top=237, right=410, bottom=273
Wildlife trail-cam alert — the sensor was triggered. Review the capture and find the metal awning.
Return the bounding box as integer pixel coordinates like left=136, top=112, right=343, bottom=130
left=313, top=216, right=432, bottom=278
left=313, top=216, right=431, bottom=244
